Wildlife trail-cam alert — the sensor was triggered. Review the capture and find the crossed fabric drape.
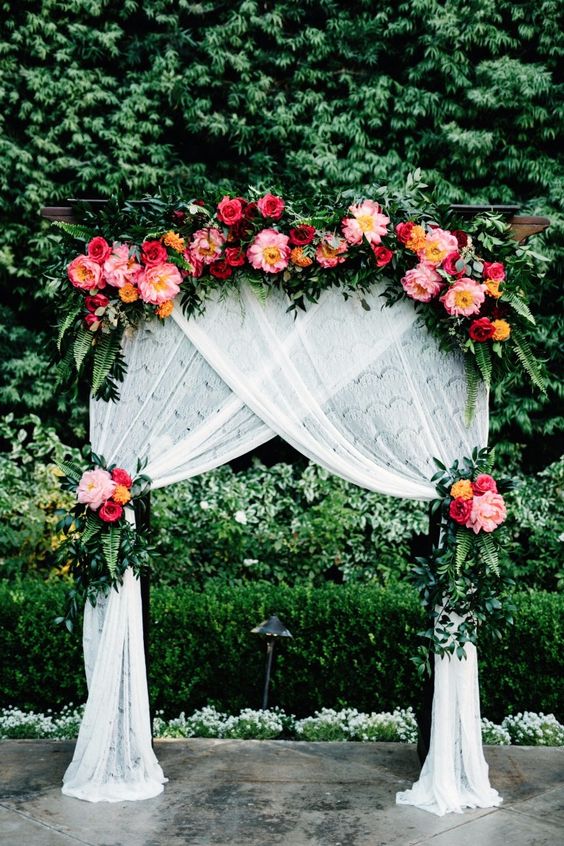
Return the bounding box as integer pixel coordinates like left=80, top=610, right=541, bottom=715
left=62, top=283, right=500, bottom=814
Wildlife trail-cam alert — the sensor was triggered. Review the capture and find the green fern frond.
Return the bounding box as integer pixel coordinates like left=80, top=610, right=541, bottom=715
left=54, top=221, right=96, bottom=241
left=73, top=326, right=94, bottom=371
left=57, top=305, right=81, bottom=350
left=511, top=328, right=547, bottom=393
left=474, top=343, right=492, bottom=386
left=57, top=343, right=76, bottom=385
left=464, top=355, right=481, bottom=425
left=102, top=525, right=122, bottom=579
left=503, top=291, right=536, bottom=324
left=455, top=527, right=473, bottom=571
left=246, top=277, right=269, bottom=304
left=477, top=532, right=500, bottom=576
left=56, top=460, right=84, bottom=484
left=91, top=332, right=123, bottom=397
left=82, top=511, right=101, bottom=544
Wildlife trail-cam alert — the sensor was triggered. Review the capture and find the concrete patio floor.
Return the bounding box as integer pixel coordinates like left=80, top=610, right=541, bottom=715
left=0, top=739, right=562, bottom=846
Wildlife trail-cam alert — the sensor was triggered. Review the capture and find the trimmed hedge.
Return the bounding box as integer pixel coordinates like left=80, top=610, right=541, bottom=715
left=0, top=580, right=561, bottom=722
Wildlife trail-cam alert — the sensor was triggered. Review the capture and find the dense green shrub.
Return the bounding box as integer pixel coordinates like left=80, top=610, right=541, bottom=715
left=1, top=579, right=561, bottom=722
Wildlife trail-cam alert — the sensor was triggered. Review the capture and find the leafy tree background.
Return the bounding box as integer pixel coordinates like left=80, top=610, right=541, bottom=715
left=1, top=0, right=562, bottom=472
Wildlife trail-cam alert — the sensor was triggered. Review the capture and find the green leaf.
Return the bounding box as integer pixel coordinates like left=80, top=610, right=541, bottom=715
left=477, top=531, right=500, bottom=576
left=57, top=304, right=82, bottom=350
left=91, top=332, right=123, bottom=396
left=102, top=524, right=122, bottom=580
left=474, top=342, right=492, bottom=387
left=503, top=291, right=535, bottom=324
left=464, top=355, right=481, bottom=426
left=54, top=221, right=96, bottom=241
left=455, top=526, right=473, bottom=570
left=82, top=511, right=101, bottom=544
left=511, top=328, right=547, bottom=393
left=246, top=277, right=269, bottom=304
left=56, top=460, right=84, bottom=484
left=73, top=326, right=94, bottom=371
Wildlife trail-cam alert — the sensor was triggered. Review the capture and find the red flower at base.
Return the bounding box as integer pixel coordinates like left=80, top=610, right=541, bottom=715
left=449, top=496, right=473, bottom=524
left=98, top=500, right=123, bottom=523
left=289, top=225, right=316, bottom=246
left=372, top=245, right=393, bottom=267
left=469, top=317, right=495, bottom=342
left=209, top=259, right=233, bottom=279
left=111, top=467, right=132, bottom=488
left=224, top=247, right=246, bottom=267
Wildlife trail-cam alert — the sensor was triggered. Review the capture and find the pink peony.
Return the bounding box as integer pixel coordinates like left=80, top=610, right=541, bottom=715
left=247, top=228, right=290, bottom=273
left=401, top=262, right=444, bottom=302
left=315, top=234, right=348, bottom=268
left=77, top=468, right=116, bottom=511
left=103, top=244, right=142, bottom=288
left=440, top=277, right=486, bottom=317
left=67, top=255, right=104, bottom=291
left=427, top=227, right=458, bottom=254
left=189, top=228, right=226, bottom=265
left=341, top=200, right=390, bottom=245
left=472, top=473, right=498, bottom=495
left=87, top=237, right=111, bottom=264
left=137, top=262, right=183, bottom=304
left=257, top=194, right=285, bottom=220
left=183, top=248, right=204, bottom=278
left=465, top=490, right=506, bottom=534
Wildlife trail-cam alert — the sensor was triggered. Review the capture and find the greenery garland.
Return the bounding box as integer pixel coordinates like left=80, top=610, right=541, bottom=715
left=49, top=173, right=546, bottom=416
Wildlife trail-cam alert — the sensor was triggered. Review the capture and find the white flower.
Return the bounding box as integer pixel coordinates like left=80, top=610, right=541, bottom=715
left=199, top=500, right=210, bottom=510
left=243, top=558, right=258, bottom=566
left=234, top=510, right=247, bottom=524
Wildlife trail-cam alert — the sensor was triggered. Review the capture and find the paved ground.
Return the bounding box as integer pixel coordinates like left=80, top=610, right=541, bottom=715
left=0, top=740, right=562, bottom=846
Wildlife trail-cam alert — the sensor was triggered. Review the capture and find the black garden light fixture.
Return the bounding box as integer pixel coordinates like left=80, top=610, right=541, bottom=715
left=251, top=615, right=292, bottom=710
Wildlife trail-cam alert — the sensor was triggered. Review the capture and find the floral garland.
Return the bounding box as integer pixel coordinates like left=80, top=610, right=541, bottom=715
left=51, top=176, right=545, bottom=413
left=55, top=453, right=151, bottom=629
left=410, top=447, right=514, bottom=673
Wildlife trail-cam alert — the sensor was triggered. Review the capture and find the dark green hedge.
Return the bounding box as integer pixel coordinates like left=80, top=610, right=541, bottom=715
left=0, top=580, right=561, bottom=722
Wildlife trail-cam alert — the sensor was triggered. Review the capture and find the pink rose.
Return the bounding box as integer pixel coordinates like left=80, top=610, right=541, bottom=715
left=98, top=500, right=124, bottom=523
left=401, top=262, right=444, bottom=302
left=142, top=240, right=168, bottom=266
left=77, top=468, right=116, bottom=511
left=67, top=255, right=104, bottom=291
left=190, top=228, right=226, bottom=265
left=483, top=261, right=505, bottom=281
left=442, top=252, right=466, bottom=277
left=247, top=228, right=290, bottom=273
left=103, top=244, right=142, bottom=288
left=217, top=196, right=244, bottom=226
left=472, top=473, right=498, bottom=495
left=465, top=490, right=506, bottom=534
left=137, top=262, right=183, bottom=304
left=257, top=194, right=285, bottom=220
left=449, top=497, right=473, bottom=525
left=87, top=237, right=111, bottom=264
left=440, top=278, right=486, bottom=317
left=372, top=245, right=393, bottom=267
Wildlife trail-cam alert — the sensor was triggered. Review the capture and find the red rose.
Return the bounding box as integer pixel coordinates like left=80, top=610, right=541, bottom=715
left=84, top=314, right=100, bottom=330
left=395, top=222, right=415, bottom=244
left=449, top=497, right=473, bottom=524
left=469, top=317, right=495, bottom=342
left=141, top=240, right=168, bottom=266
left=472, top=474, right=498, bottom=495
left=111, top=467, right=132, bottom=488
left=289, top=225, right=316, bottom=246
left=372, top=245, right=393, bottom=267
left=483, top=261, right=505, bottom=281
left=172, top=210, right=186, bottom=223
left=209, top=259, right=233, bottom=279
left=452, top=230, right=469, bottom=249
left=98, top=500, right=123, bottom=523
left=442, top=252, right=466, bottom=277
left=217, top=196, right=244, bottom=226
left=87, top=237, right=111, bottom=264
left=257, top=193, right=285, bottom=220
left=224, top=247, right=246, bottom=267
left=85, top=293, right=110, bottom=312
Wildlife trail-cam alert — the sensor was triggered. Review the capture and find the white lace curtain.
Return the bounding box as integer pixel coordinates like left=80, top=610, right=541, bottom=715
left=62, top=283, right=500, bottom=814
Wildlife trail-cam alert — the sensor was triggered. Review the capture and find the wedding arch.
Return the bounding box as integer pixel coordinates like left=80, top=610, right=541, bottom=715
left=42, top=186, right=549, bottom=815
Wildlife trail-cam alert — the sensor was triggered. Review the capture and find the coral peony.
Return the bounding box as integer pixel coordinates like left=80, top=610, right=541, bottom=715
left=77, top=468, right=116, bottom=511
left=103, top=244, right=142, bottom=288
left=98, top=500, right=123, bottom=523
left=68, top=255, right=104, bottom=291
left=341, top=200, right=389, bottom=245
left=482, top=261, right=505, bottom=281
left=449, top=497, right=473, bottom=524
left=450, top=479, right=473, bottom=500
left=469, top=317, right=495, bottom=342
left=426, top=227, right=458, bottom=255
left=87, top=237, right=111, bottom=264
left=315, top=234, right=348, bottom=268
left=465, top=490, right=506, bottom=533
left=257, top=194, right=285, bottom=220
left=217, top=196, right=244, bottom=226
left=247, top=229, right=290, bottom=273
left=441, top=278, right=486, bottom=317
left=472, top=474, right=498, bottom=495
left=142, top=240, right=168, bottom=266
left=111, top=468, right=132, bottom=488
left=401, top=262, right=444, bottom=302
left=372, top=245, right=393, bottom=267
left=492, top=319, right=511, bottom=341
left=138, top=262, right=182, bottom=304
left=190, top=228, right=226, bottom=265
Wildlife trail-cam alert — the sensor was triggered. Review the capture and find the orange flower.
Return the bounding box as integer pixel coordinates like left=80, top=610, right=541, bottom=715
left=163, top=231, right=186, bottom=253
left=485, top=278, right=503, bottom=299
left=112, top=484, right=131, bottom=505
left=492, top=319, right=511, bottom=341
left=290, top=247, right=313, bottom=267
left=155, top=300, right=174, bottom=318
left=450, top=479, right=474, bottom=500
left=405, top=225, right=426, bottom=252
left=119, top=283, right=139, bottom=303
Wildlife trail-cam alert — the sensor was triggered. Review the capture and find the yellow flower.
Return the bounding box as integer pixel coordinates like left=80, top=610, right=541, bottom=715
left=163, top=231, right=186, bottom=253
left=119, top=283, right=139, bottom=303
left=450, top=479, right=473, bottom=500
left=113, top=484, right=132, bottom=505
left=290, top=247, right=313, bottom=267
left=155, top=300, right=174, bottom=318
left=492, top=319, right=511, bottom=341
left=405, top=225, right=426, bottom=252
left=485, top=278, right=503, bottom=299
left=423, top=241, right=447, bottom=264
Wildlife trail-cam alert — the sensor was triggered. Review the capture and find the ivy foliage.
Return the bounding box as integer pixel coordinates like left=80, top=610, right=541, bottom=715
left=0, top=0, right=562, bottom=463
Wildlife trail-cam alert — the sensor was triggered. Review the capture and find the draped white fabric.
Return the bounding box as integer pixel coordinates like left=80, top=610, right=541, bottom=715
left=64, top=283, right=498, bottom=813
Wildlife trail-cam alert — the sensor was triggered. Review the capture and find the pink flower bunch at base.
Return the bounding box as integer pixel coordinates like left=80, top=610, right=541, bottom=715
left=341, top=200, right=390, bottom=245
left=465, top=490, right=507, bottom=534
left=103, top=244, right=143, bottom=288
left=247, top=228, right=290, bottom=273
left=401, top=262, right=444, bottom=302
left=137, top=263, right=183, bottom=304
left=440, top=278, right=486, bottom=317
left=77, top=468, right=116, bottom=511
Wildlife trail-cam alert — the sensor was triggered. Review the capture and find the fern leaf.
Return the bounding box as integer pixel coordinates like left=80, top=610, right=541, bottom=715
left=246, top=277, right=269, bottom=304
left=73, top=326, right=95, bottom=371
left=464, top=355, right=480, bottom=426
left=56, top=460, right=84, bottom=484
left=474, top=343, right=492, bottom=387
left=455, top=527, right=473, bottom=571
left=102, top=525, right=122, bottom=579
left=57, top=305, right=81, bottom=351
left=503, top=291, right=535, bottom=325
left=511, top=329, right=547, bottom=393
left=54, top=221, right=96, bottom=241
left=91, top=332, right=123, bottom=396
left=477, top=532, right=500, bottom=576
left=82, top=511, right=101, bottom=544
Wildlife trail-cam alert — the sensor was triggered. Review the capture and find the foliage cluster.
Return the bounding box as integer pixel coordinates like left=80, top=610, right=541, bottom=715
left=0, top=0, right=562, bottom=466
left=0, top=579, right=561, bottom=723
